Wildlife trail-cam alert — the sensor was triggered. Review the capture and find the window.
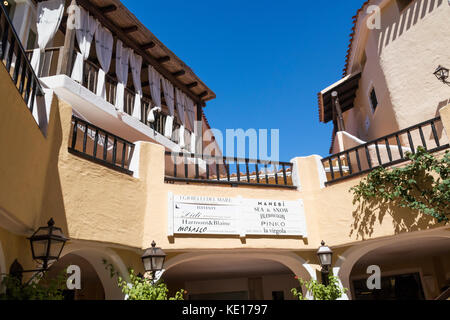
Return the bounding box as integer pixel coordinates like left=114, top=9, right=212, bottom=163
left=396, top=0, right=414, bottom=12
left=369, top=87, right=378, bottom=113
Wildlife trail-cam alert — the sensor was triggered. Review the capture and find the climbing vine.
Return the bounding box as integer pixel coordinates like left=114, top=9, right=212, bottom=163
left=351, top=147, right=449, bottom=223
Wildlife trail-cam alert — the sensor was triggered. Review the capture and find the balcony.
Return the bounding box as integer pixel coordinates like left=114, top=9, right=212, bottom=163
left=0, top=4, right=43, bottom=122
left=69, top=115, right=135, bottom=175
left=165, top=152, right=296, bottom=189
left=321, top=117, right=450, bottom=185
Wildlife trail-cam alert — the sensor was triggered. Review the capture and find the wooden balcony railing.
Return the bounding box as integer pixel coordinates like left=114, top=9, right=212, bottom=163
left=0, top=3, right=43, bottom=114
left=165, top=151, right=296, bottom=189
left=322, top=117, right=450, bottom=185
left=68, top=115, right=135, bottom=175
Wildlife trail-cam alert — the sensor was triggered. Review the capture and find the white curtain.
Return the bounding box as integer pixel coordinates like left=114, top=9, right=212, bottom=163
left=30, top=0, right=65, bottom=74
left=94, top=25, right=113, bottom=99
left=175, top=89, right=186, bottom=148
left=115, top=40, right=131, bottom=112
left=162, top=78, right=175, bottom=138
left=186, top=97, right=196, bottom=153
left=147, top=66, right=162, bottom=123
left=71, top=7, right=99, bottom=83
left=130, top=51, right=143, bottom=119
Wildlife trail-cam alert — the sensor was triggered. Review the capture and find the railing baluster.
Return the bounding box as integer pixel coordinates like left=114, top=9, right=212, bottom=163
left=407, top=130, right=415, bottom=154
left=328, top=158, right=335, bottom=180
left=184, top=153, right=188, bottom=178
left=431, top=121, right=440, bottom=148
left=173, top=153, right=177, bottom=178
left=195, top=156, right=199, bottom=179
left=255, top=162, right=260, bottom=184
left=5, top=35, right=15, bottom=72
left=337, top=156, right=344, bottom=177
left=385, top=138, right=393, bottom=162
left=355, top=150, right=362, bottom=172
left=12, top=50, right=21, bottom=84
left=418, top=126, right=427, bottom=150
left=71, top=119, right=78, bottom=150
left=103, top=134, right=109, bottom=161
left=0, top=19, right=9, bottom=60
left=216, top=161, right=220, bottom=181
left=375, top=141, right=382, bottom=166
left=346, top=152, right=353, bottom=175
left=28, top=79, right=37, bottom=113
left=236, top=158, right=240, bottom=182
left=225, top=158, right=230, bottom=182
left=112, top=138, right=118, bottom=165
left=24, top=69, right=32, bottom=104
left=82, top=123, right=88, bottom=153
left=396, top=134, right=404, bottom=159
left=282, top=163, right=288, bottom=185
left=121, top=142, right=127, bottom=168
left=18, top=56, right=27, bottom=94
left=274, top=163, right=279, bottom=185
left=206, top=159, right=210, bottom=180
left=365, top=145, right=372, bottom=169
left=93, top=129, right=99, bottom=158
left=245, top=159, right=250, bottom=182
left=264, top=163, right=269, bottom=184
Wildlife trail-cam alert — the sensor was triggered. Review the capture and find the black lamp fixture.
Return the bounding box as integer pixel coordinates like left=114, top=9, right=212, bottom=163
left=10, top=218, right=68, bottom=281
left=141, top=241, right=167, bottom=280
left=317, top=241, right=333, bottom=285
left=434, top=65, right=450, bottom=84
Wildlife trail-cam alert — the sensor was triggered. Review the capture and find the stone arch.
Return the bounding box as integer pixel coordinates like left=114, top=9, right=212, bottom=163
left=335, top=230, right=450, bottom=300
left=57, top=244, right=129, bottom=300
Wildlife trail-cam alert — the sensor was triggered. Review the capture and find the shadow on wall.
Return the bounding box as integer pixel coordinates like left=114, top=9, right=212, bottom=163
left=377, top=0, right=445, bottom=56
left=38, top=99, right=69, bottom=237
left=349, top=199, right=438, bottom=240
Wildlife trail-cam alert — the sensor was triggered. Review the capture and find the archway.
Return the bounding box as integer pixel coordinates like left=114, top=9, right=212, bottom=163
left=50, top=245, right=129, bottom=300
left=336, top=230, right=450, bottom=300
left=47, top=253, right=106, bottom=300
left=163, top=251, right=315, bottom=300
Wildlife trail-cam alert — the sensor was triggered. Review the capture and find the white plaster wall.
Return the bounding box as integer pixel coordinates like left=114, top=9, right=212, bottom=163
left=379, top=0, right=450, bottom=129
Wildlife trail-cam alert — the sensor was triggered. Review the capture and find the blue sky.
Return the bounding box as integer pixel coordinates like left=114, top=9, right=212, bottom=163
left=123, top=0, right=364, bottom=161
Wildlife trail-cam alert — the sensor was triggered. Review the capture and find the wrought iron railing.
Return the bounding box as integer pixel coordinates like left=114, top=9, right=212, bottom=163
left=165, top=151, right=296, bottom=189
left=68, top=116, right=135, bottom=175
left=0, top=3, right=43, bottom=113
left=322, top=117, right=449, bottom=185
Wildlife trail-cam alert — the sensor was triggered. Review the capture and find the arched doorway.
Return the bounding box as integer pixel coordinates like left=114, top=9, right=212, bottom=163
left=337, top=232, right=450, bottom=300
left=46, top=253, right=105, bottom=300
left=48, top=245, right=129, bottom=300
left=163, top=252, right=315, bottom=300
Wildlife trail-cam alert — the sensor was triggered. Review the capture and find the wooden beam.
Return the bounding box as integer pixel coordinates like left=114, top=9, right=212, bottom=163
left=172, top=70, right=185, bottom=77
left=59, top=0, right=77, bottom=76
left=186, top=82, right=198, bottom=89
left=122, top=26, right=139, bottom=34
left=99, top=5, right=117, bottom=13
left=75, top=0, right=205, bottom=105
left=198, top=91, right=208, bottom=99
left=157, top=56, right=170, bottom=63
left=141, top=42, right=155, bottom=50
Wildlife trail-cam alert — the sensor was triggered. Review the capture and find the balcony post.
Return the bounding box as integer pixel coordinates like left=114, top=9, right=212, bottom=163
left=332, top=91, right=346, bottom=132
left=58, top=0, right=77, bottom=76
left=195, top=104, right=203, bottom=156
